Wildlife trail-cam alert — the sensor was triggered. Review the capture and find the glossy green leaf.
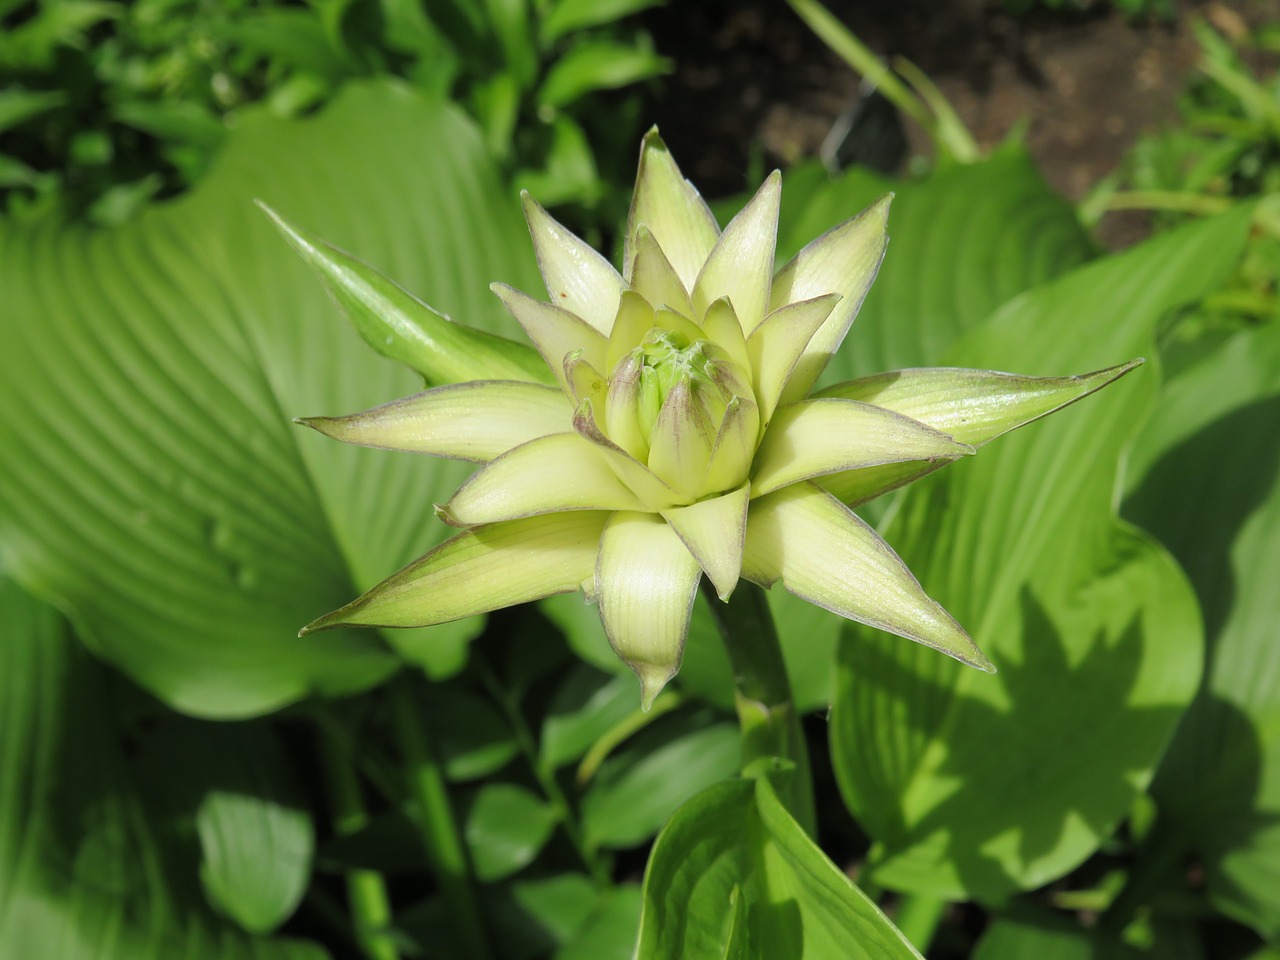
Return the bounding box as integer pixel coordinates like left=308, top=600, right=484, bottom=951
left=758, top=150, right=1097, bottom=711
left=539, top=0, right=664, bottom=44
left=463, top=783, right=557, bottom=882
left=556, top=885, right=644, bottom=960
left=536, top=41, right=671, bottom=110
left=0, top=574, right=327, bottom=958
left=1122, top=322, right=1280, bottom=938
left=635, top=776, right=923, bottom=959
left=777, top=149, right=1098, bottom=386
left=0, top=81, right=544, bottom=718
left=830, top=208, right=1252, bottom=901
left=581, top=710, right=740, bottom=849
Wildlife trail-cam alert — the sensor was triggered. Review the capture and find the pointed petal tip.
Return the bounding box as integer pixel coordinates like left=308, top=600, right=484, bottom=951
left=433, top=503, right=466, bottom=527
left=632, top=660, right=676, bottom=711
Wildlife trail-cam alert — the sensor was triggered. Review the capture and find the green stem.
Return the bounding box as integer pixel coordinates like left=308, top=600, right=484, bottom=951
left=388, top=674, right=493, bottom=960
left=477, top=663, right=612, bottom=886
left=702, top=581, right=816, bottom=835
left=893, top=894, right=947, bottom=955
left=316, top=720, right=400, bottom=960
left=1101, top=190, right=1234, bottom=216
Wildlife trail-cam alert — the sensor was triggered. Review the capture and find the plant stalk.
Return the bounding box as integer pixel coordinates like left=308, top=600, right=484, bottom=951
left=316, top=720, right=400, bottom=960
left=388, top=674, right=493, bottom=960
left=702, top=580, right=816, bottom=835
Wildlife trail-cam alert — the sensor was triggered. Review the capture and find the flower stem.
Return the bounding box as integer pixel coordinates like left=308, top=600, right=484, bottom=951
left=315, top=719, right=400, bottom=960
left=702, top=581, right=816, bottom=835
left=388, top=673, right=493, bottom=960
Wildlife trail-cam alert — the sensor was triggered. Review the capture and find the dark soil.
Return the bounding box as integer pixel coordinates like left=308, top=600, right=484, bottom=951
left=644, top=0, right=1280, bottom=247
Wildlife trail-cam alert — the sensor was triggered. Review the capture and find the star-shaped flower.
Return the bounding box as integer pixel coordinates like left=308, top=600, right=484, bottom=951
left=292, top=130, right=1137, bottom=707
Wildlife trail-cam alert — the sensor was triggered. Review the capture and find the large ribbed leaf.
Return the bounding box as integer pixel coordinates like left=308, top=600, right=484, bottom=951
left=0, top=574, right=327, bottom=958
left=760, top=150, right=1096, bottom=711
left=634, top=776, right=923, bottom=960
left=1122, top=322, right=1280, bottom=938
left=829, top=209, right=1252, bottom=901
left=0, top=81, right=543, bottom=718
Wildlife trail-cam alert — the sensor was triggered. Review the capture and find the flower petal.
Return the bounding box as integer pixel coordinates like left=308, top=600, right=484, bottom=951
left=771, top=195, right=891, bottom=404
left=629, top=225, right=694, bottom=317
left=297, top=380, right=573, bottom=462
left=492, top=283, right=608, bottom=397
left=301, top=512, right=608, bottom=632
left=623, top=128, right=720, bottom=291
left=747, top=294, right=840, bottom=425
left=701, top=297, right=751, bottom=375
left=573, top=398, right=687, bottom=508
left=751, top=398, right=974, bottom=497
left=563, top=351, right=607, bottom=407
left=606, top=290, right=657, bottom=373
left=597, top=511, right=703, bottom=708
left=661, top=482, right=750, bottom=601
left=742, top=484, right=992, bottom=671
left=693, top=170, right=780, bottom=334
left=703, top=395, right=760, bottom=495
left=647, top=379, right=715, bottom=495
left=522, top=192, right=624, bottom=335
left=814, top=361, right=1143, bottom=505
left=440, top=433, right=647, bottom=526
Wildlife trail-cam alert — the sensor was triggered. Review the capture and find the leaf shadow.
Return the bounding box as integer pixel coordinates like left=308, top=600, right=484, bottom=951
left=855, top=586, right=1185, bottom=903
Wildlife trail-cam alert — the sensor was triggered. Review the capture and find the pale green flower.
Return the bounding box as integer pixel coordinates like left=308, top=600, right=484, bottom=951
left=297, top=130, right=1137, bottom=707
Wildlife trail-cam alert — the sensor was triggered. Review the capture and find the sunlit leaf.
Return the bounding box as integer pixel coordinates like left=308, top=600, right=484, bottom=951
left=1123, top=322, right=1280, bottom=938
left=830, top=208, right=1251, bottom=900
left=0, top=81, right=543, bottom=718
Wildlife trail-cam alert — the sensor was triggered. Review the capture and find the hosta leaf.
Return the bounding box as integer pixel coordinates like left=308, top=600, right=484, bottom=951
left=1122, top=322, right=1280, bottom=938
left=0, top=81, right=542, bottom=718
left=0, top=573, right=327, bottom=958
left=635, top=776, right=923, bottom=960
left=760, top=149, right=1097, bottom=711
left=829, top=208, right=1252, bottom=901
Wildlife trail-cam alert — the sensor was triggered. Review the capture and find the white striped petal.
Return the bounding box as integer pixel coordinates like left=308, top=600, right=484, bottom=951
left=440, top=433, right=646, bottom=526
left=693, top=170, right=780, bottom=334
left=301, top=512, right=608, bottom=632
left=747, top=294, right=840, bottom=424
left=816, top=361, right=1144, bottom=445
left=661, top=482, right=750, bottom=601
left=742, top=484, right=992, bottom=671
left=629, top=225, right=693, bottom=317
left=751, top=399, right=974, bottom=497
left=523, top=192, right=624, bottom=334
left=771, top=195, right=891, bottom=404
left=624, top=128, right=720, bottom=291
left=597, top=511, right=703, bottom=709
left=297, top=381, right=572, bottom=462
left=492, top=283, right=607, bottom=397
left=814, top=361, right=1142, bottom=506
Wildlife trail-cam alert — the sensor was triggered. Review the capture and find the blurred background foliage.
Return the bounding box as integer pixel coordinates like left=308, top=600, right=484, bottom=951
left=1, top=1, right=1279, bottom=959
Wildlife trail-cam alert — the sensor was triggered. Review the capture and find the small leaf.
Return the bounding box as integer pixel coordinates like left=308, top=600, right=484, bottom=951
left=463, top=783, right=557, bottom=881
left=536, top=41, right=671, bottom=111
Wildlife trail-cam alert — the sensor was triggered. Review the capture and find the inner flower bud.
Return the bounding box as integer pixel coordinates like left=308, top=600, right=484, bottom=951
left=605, top=326, right=758, bottom=499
